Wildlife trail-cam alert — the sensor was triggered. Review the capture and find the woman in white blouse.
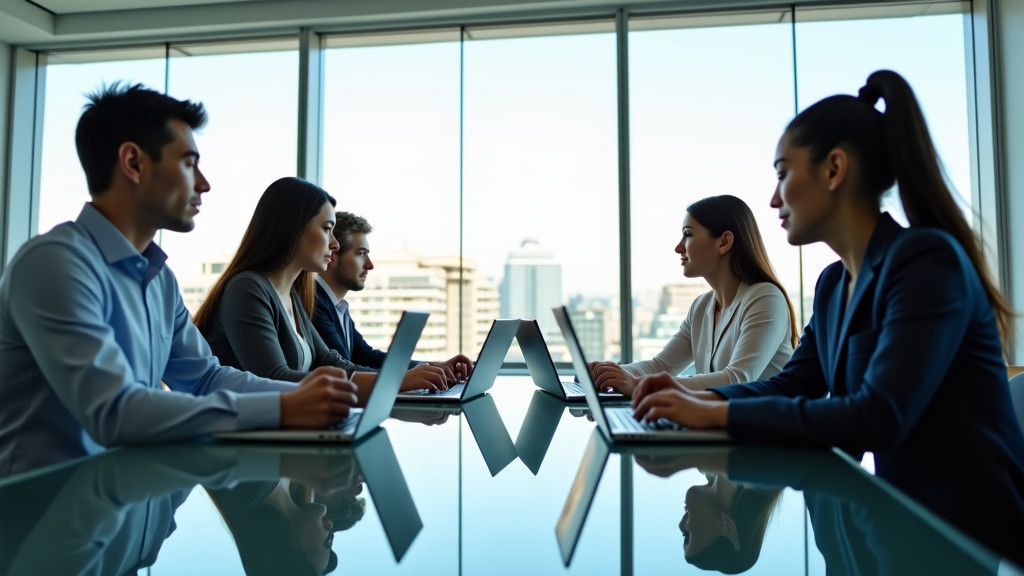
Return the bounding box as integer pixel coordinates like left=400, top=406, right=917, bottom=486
left=590, top=195, right=798, bottom=396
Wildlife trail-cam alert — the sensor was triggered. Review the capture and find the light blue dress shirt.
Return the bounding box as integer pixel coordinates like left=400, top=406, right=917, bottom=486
left=0, top=203, right=293, bottom=477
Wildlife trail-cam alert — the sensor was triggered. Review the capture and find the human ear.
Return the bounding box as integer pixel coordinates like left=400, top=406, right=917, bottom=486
left=118, top=142, right=144, bottom=185
left=717, top=512, right=740, bottom=551
left=719, top=231, right=734, bottom=254
left=825, top=148, right=849, bottom=192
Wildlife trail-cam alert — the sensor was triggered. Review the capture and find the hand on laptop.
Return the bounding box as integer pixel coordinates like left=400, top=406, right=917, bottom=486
left=281, top=366, right=358, bottom=428
left=589, top=361, right=638, bottom=397
left=631, top=373, right=728, bottom=430
left=427, top=354, right=475, bottom=383
left=401, top=364, right=449, bottom=392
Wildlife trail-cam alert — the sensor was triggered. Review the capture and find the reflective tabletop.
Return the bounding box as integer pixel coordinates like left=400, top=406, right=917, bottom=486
left=0, top=377, right=1014, bottom=575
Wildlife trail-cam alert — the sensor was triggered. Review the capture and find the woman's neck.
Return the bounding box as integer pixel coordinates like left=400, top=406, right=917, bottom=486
left=264, top=264, right=302, bottom=301
left=705, top=267, right=742, bottom=313
left=824, top=204, right=881, bottom=282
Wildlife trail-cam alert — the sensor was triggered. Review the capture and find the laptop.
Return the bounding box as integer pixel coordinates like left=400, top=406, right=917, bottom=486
left=214, top=310, right=429, bottom=442
left=552, top=306, right=731, bottom=443
left=395, top=318, right=520, bottom=404
left=516, top=319, right=625, bottom=402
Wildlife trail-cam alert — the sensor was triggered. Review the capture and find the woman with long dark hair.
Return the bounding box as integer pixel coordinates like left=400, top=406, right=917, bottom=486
left=194, top=177, right=446, bottom=404
left=632, top=70, right=1024, bottom=565
left=590, top=195, right=798, bottom=397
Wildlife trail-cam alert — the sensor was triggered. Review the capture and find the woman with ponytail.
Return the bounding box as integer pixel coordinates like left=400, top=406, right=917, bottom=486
left=632, top=70, right=1024, bottom=564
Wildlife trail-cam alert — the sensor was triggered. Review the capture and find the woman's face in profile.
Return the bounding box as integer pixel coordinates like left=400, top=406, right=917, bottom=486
left=293, top=502, right=334, bottom=573
left=294, top=202, right=340, bottom=273
left=680, top=474, right=738, bottom=558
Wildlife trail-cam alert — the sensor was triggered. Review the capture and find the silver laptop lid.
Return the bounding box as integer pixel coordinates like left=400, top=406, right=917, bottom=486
left=459, top=319, right=520, bottom=401
left=555, top=428, right=611, bottom=566
left=551, top=306, right=614, bottom=439
left=353, top=311, right=430, bottom=438
left=516, top=319, right=567, bottom=398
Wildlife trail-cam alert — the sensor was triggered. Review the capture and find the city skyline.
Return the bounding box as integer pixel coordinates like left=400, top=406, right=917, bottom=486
left=179, top=238, right=712, bottom=364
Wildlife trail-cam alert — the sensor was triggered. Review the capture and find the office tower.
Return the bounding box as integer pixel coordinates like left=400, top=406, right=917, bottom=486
left=500, top=239, right=563, bottom=340
left=348, top=253, right=498, bottom=360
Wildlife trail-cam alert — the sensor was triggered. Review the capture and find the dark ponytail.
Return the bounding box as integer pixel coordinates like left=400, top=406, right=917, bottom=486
left=786, top=69, right=1014, bottom=354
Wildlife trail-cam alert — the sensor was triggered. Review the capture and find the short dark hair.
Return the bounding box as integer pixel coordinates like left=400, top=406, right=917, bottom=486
left=332, top=212, right=373, bottom=254
left=75, top=82, right=207, bottom=195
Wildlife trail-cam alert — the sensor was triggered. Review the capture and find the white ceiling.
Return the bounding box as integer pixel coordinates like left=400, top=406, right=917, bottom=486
left=0, top=0, right=922, bottom=47
left=33, top=0, right=263, bottom=13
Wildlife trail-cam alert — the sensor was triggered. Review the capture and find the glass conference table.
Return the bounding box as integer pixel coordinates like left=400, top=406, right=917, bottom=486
left=0, top=376, right=1014, bottom=575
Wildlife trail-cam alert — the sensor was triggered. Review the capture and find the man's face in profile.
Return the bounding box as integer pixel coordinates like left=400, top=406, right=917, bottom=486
left=330, top=232, right=373, bottom=292
left=138, top=119, right=210, bottom=233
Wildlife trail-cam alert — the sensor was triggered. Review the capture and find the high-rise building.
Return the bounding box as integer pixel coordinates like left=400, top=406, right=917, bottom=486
left=500, top=238, right=563, bottom=341
left=348, top=252, right=498, bottom=360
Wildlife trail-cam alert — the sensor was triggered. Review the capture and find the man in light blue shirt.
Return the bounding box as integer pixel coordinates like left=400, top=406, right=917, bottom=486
left=0, top=84, right=357, bottom=477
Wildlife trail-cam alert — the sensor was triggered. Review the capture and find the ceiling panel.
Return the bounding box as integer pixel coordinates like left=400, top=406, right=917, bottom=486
left=32, top=0, right=263, bottom=14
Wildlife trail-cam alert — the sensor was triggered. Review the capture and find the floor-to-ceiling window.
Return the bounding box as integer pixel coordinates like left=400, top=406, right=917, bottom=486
left=322, top=30, right=462, bottom=361
left=161, top=38, right=299, bottom=313
left=32, top=1, right=976, bottom=367
left=38, top=46, right=166, bottom=234
left=628, top=10, right=797, bottom=363
left=462, top=21, right=619, bottom=364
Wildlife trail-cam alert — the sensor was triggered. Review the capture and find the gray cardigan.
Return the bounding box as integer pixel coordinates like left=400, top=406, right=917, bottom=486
left=202, top=271, right=358, bottom=382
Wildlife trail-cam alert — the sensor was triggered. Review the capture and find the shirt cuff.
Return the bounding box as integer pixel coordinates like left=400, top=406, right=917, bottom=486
left=235, top=391, right=281, bottom=430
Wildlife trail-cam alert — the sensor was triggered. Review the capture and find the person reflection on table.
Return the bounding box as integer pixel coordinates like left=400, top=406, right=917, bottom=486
left=0, top=444, right=284, bottom=576
left=389, top=406, right=454, bottom=427
left=637, top=453, right=782, bottom=575
left=209, top=474, right=368, bottom=576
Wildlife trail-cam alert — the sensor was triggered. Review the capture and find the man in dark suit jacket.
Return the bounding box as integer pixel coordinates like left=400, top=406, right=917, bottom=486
left=313, top=212, right=473, bottom=382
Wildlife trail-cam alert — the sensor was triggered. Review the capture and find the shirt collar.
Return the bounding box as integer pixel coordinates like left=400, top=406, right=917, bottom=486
left=314, top=274, right=346, bottom=309
left=77, top=202, right=168, bottom=272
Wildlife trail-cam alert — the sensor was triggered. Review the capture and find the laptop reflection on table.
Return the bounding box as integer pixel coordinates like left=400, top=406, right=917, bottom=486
left=391, top=394, right=518, bottom=476
left=552, top=306, right=731, bottom=444
left=396, top=318, right=519, bottom=404
left=515, top=390, right=570, bottom=475
left=214, top=310, right=428, bottom=443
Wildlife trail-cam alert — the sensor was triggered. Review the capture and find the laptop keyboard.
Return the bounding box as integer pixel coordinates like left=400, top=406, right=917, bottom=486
left=606, top=407, right=683, bottom=432
left=329, top=410, right=361, bottom=432
left=562, top=381, right=585, bottom=395
left=402, top=383, right=466, bottom=397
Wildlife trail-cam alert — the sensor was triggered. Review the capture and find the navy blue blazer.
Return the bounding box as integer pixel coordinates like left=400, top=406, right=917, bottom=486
left=312, top=282, right=418, bottom=371
left=714, top=213, right=1024, bottom=554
